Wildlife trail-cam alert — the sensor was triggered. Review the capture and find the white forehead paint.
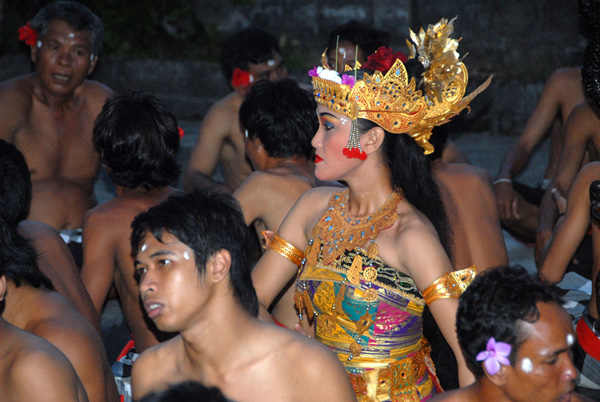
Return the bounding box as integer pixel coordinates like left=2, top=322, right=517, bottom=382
left=340, top=117, right=348, bottom=125
left=245, top=129, right=249, bottom=139
left=520, top=358, right=533, bottom=373
left=183, top=251, right=191, bottom=260
left=141, top=243, right=148, bottom=252
left=37, top=40, right=42, bottom=48
left=566, top=333, right=575, bottom=347
left=267, top=59, right=275, bottom=67
left=68, top=32, right=75, bottom=38
left=339, top=47, right=347, bottom=58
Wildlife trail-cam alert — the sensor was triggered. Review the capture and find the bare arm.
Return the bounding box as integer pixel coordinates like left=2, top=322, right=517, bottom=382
left=81, top=210, right=117, bottom=315
left=402, top=225, right=475, bottom=387
left=183, top=103, right=234, bottom=193
left=538, top=163, right=600, bottom=283
left=537, top=102, right=595, bottom=258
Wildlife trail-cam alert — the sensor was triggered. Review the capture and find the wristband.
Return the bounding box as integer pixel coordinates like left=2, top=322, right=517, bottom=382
left=493, top=178, right=513, bottom=186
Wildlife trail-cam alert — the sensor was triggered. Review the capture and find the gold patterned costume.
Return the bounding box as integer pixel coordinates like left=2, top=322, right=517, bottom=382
left=279, top=190, right=475, bottom=401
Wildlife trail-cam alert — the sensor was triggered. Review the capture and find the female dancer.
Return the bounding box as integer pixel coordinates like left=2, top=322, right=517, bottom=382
left=252, top=18, right=490, bottom=401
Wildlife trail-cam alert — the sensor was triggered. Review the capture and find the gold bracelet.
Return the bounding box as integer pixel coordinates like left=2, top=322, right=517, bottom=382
left=422, top=266, right=477, bottom=305
left=263, top=231, right=305, bottom=266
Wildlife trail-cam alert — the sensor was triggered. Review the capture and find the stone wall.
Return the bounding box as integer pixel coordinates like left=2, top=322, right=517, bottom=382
left=0, top=0, right=590, bottom=135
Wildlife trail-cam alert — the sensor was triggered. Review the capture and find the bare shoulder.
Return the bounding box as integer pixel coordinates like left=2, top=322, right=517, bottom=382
left=132, top=338, right=180, bottom=397
left=429, top=388, right=467, bottom=402
left=81, top=79, right=112, bottom=106
left=18, top=219, right=61, bottom=240
left=436, top=162, right=492, bottom=185
left=546, top=67, right=582, bottom=90
left=578, top=161, right=600, bottom=181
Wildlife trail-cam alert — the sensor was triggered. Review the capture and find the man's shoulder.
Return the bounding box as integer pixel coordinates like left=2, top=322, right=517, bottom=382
left=80, top=79, right=112, bottom=107
left=0, top=75, right=32, bottom=110
left=206, top=91, right=242, bottom=116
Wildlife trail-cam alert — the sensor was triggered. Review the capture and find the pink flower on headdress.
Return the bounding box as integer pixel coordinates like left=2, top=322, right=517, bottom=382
left=340, top=74, right=355, bottom=87
left=18, top=22, right=37, bottom=46
left=231, top=68, right=254, bottom=89
left=308, top=66, right=319, bottom=77
left=476, top=337, right=511, bottom=375
left=361, top=46, right=408, bottom=73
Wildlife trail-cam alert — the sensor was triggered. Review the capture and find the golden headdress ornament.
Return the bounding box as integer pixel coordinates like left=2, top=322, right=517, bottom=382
left=310, top=17, right=492, bottom=155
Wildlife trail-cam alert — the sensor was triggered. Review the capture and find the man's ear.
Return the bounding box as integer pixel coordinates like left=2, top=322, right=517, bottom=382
left=206, top=249, right=231, bottom=284
left=0, top=275, right=6, bottom=302
left=485, top=363, right=510, bottom=387
left=30, top=42, right=38, bottom=64
left=362, top=126, right=385, bottom=155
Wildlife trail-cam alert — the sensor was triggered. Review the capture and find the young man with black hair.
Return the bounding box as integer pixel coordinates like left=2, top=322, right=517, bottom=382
left=432, top=266, right=591, bottom=402
left=81, top=91, right=182, bottom=354
left=131, top=190, right=356, bottom=402
left=183, top=27, right=288, bottom=193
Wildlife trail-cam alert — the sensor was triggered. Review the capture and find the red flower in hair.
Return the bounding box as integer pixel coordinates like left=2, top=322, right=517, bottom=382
left=18, top=22, right=37, bottom=46
left=361, top=46, right=408, bottom=73
left=231, top=68, right=254, bottom=89
left=178, top=127, right=184, bottom=138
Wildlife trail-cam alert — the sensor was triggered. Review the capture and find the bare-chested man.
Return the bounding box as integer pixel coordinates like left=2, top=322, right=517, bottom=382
left=0, top=2, right=112, bottom=258
left=183, top=27, right=287, bottom=193
left=234, top=79, right=342, bottom=329
left=494, top=67, right=586, bottom=243
left=81, top=92, right=181, bottom=355
left=0, top=139, right=99, bottom=330
left=0, top=271, right=88, bottom=402
left=430, top=128, right=508, bottom=271
left=130, top=191, right=356, bottom=402
left=0, top=221, right=118, bottom=402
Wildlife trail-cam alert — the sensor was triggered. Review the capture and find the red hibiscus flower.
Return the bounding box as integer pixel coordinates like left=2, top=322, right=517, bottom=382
left=361, top=46, right=408, bottom=73
left=178, top=127, right=184, bottom=138
left=231, top=68, right=254, bottom=88
left=18, top=22, right=37, bottom=46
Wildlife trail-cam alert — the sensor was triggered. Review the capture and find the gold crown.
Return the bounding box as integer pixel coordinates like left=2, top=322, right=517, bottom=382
left=311, top=17, right=492, bottom=154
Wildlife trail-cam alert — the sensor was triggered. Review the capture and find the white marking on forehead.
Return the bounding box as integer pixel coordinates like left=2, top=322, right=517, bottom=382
left=183, top=251, right=191, bottom=260
left=340, top=117, right=348, bottom=125
left=520, top=358, right=533, bottom=373
left=339, top=47, right=347, bottom=58
left=566, top=333, right=575, bottom=347
left=37, top=40, right=42, bottom=48
left=141, top=243, right=148, bottom=252
left=267, top=59, right=275, bottom=67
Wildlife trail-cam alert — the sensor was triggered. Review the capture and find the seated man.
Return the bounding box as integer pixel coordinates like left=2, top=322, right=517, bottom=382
left=0, top=269, right=88, bottom=401
left=81, top=91, right=181, bottom=355
left=432, top=265, right=591, bottom=402
left=494, top=67, right=586, bottom=243
left=234, top=78, right=342, bottom=329
left=430, top=127, right=508, bottom=271
left=0, top=219, right=118, bottom=402
left=130, top=191, right=356, bottom=402
left=0, top=1, right=112, bottom=265
left=0, top=139, right=99, bottom=330
left=183, top=27, right=288, bottom=193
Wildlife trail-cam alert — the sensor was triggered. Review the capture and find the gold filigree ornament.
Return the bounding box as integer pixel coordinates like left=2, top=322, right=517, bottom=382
left=310, top=17, right=492, bottom=155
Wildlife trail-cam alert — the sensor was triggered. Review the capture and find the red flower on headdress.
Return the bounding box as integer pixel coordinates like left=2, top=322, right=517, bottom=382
left=18, top=22, right=37, bottom=46
left=361, top=46, right=408, bottom=73
left=178, top=126, right=184, bottom=138
left=231, top=68, right=254, bottom=89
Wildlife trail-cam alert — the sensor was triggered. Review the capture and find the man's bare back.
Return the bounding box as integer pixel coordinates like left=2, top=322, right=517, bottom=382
left=184, top=92, right=251, bottom=192
left=0, top=14, right=112, bottom=230
left=0, top=316, right=89, bottom=402
left=434, top=161, right=508, bottom=271
left=81, top=187, right=179, bottom=352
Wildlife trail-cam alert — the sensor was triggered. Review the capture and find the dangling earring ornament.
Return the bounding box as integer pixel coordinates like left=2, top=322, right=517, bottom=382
left=343, top=120, right=367, bottom=160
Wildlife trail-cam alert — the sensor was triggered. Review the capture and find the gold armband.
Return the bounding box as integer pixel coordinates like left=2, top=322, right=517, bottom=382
left=422, top=266, right=477, bottom=305
left=262, top=230, right=305, bottom=266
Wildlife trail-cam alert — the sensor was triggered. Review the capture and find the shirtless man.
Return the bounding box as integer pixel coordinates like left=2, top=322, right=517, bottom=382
left=0, top=2, right=112, bottom=256
left=432, top=266, right=592, bottom=402
left=183, top=27, right=288, bottom=193
left=130, top=191, right=356, bottom=402
left=0, top=139, right=99, bottom=330
left=234, top=78, right=342, bottom=329
left=81, top=92, right=181, bottom=354
left=0, top=272, right=88, bottom=402
left=494, top=67, right=586, bottom=243
left=430, top=128, right=508, bottom=271
left=0, top=221, right=118, bottom=402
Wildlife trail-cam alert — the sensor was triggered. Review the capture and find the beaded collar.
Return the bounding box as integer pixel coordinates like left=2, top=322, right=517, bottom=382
left=306, top=189, right=403, bottom=266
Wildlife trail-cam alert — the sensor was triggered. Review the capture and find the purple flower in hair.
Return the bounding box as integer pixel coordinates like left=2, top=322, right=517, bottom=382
left=308, top=66, right=319, bottom=77
left=476, top=337, right=511, bottom=375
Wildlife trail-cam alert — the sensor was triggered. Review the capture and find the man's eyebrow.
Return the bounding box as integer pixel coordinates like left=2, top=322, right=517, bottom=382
left=547, top=347, right=571, bottom=358
left=318, top=112, right=338, bottom=119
